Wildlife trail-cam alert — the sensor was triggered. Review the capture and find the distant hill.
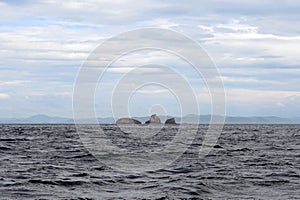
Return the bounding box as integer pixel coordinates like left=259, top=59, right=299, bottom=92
left=0, top=114, right=71, bottom=124
left=0, top=114, right=299, bottom=124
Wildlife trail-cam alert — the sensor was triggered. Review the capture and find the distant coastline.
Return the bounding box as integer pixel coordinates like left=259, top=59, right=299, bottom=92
left=0, top=114, right=300, bottom=124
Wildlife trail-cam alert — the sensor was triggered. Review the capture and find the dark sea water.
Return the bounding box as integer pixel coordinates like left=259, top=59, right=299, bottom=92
left=0, top=124, right=299, bottom=199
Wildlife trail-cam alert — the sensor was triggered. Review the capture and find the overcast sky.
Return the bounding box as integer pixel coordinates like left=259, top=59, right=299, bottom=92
left=0, top=0, right=299, bottom=118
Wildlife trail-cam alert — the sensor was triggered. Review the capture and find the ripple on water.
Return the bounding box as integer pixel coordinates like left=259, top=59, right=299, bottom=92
left=0, top=124, right=299, bottom=199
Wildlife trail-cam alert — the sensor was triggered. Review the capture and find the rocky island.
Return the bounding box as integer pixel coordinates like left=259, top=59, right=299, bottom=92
left=116, top=118, right=141, bottom=124
left=165, top=117, right=176, bottom=124
left=116, top=114, right=177, bottom=125
left=145, top=114, right=161, bottom=124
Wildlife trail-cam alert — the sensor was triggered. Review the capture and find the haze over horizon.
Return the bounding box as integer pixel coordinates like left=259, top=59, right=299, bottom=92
left=0, top=0, right=299, bottom=118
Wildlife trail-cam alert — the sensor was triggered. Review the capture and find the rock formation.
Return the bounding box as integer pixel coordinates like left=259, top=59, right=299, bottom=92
left=165, top=117, right=176, bottom=124
left=145, top=114, right=161, bottom=124
left=116, top=118, right=141, bottom=124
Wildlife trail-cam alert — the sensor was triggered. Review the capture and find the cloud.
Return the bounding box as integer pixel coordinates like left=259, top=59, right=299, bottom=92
left=220, top=76, right=282, bottom=85
left=197, top=19, right=300, bottom=67
left=106, top=67, right=162, bottom=73
left=0, top=0, right=165, bottom=25
left=0, top=93, right=10, bottom=99
left=225, top=88, right=300, bottom=103
left=0, top=0, right=299, bottom=117
left=27, top=91, right=72, bottom=97
left=136, top=89, right=169, bottom=94
left=0, top=80, right=31, bottom=86
left=225, top=88, right=300, bottom=116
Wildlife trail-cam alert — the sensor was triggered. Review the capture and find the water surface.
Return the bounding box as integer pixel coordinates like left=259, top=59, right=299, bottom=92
left=0, top=124, right=299, bottom=199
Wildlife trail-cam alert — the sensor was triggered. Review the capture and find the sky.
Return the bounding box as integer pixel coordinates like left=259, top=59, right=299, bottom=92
left=0, top=0, right=299, bottom=118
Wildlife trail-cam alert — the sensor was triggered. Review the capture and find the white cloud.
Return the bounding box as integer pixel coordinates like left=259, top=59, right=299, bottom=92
left=197, top=19, right=300, bottom=66
left=220, top=76, right=282, bottom=85
left=28, top=91, right=72, bottom=97
left=0, top=93, right=10, bottom=99
left=225, top=88, right=300, bottom=103
left=0, top=0, right=164, bottom=25
left=0, top=80, right=31, bottom=86
left=0, top=0, right=299, bottom=117
left=147, top=19, right=180, bottom=29
left=106, top=67, right=162, bottom=73
left=0, top=25, right=101, bottom=65
left=136, top=89, right=169, bottom=94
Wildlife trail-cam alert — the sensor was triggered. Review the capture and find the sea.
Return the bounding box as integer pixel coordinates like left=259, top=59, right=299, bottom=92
left=0, top=124, right=299, bottom=199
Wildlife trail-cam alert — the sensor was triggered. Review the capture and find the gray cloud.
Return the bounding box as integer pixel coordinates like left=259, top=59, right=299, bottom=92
left=0, top=0, right=299, bottom=117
